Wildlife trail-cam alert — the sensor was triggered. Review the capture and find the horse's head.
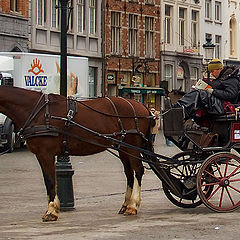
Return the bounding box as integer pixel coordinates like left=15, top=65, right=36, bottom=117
left=167, top=87, right=186, bottom=104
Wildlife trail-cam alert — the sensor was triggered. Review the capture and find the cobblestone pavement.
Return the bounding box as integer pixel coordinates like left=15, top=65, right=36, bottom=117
left=0, top=131, right=239, bottom=240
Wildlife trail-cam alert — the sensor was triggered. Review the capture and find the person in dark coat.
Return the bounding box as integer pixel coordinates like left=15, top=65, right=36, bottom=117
left=173, top=58, right=240, bottom=120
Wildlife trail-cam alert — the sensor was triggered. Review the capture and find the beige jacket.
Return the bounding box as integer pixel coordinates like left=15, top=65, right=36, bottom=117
left=151, top=111, right=160, bottom=134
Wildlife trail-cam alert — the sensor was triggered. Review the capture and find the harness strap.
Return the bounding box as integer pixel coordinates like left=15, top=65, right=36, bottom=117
left=45, top=94, right=50, bottom=129
left=119, top=97, right=148, bottom=142
left=18, top=93, right=48, bottom=136
left=106, top=97, right=124, bottom=132
left=119, top=97, right=140, bottom=132
left=61, top=97, right=78, bottom=156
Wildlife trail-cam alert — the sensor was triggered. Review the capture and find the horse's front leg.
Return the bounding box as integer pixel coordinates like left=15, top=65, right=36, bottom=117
left=36, top=153, right=60, bottom=222
left=119, top=151, right=144, bottom=215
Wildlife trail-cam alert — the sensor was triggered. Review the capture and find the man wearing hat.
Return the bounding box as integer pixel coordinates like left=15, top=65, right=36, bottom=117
left=173, top=58, right=240, bottom=119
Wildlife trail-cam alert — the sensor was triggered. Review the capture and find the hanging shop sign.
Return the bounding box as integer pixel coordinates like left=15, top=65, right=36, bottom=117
left=107, top=73, right=115, bottom=84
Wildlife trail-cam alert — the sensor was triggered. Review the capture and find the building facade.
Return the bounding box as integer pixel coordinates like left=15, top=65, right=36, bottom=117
left=29, top=0, right=103, bottom=97
left=0, top=0, right=29, bottom=52
left=160, top=0, right=203, bottom=93
left=103, top=0, right=164, bottom=109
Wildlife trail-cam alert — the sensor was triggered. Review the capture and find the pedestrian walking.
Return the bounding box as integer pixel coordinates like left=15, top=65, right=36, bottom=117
left=150, top=108, right=160, bottom=145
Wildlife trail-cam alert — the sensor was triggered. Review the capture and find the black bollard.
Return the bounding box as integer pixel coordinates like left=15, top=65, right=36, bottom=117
left=56, top=155, right=75, bottom=211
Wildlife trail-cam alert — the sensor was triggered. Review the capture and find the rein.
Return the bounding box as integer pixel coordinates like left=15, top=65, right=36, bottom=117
left=76, top=98, right=153, bottom=119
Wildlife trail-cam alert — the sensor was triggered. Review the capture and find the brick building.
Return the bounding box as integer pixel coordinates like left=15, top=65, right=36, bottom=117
left=0, top=0, right=29, bottom=52
left=103, top=0, right=164, bottom=109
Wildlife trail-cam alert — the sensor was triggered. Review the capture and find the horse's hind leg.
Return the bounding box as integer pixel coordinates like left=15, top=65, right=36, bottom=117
left=119, top=150, right=144, bottom=215
left=36, top=153, right=60, bottom=222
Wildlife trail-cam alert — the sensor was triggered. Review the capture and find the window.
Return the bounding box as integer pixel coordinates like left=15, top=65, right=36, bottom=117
left=230, top=19, right=236, bottom=57
left=51, top=0, right=60, bottom=29
left=215, top=1, right=221, bottom=21
left=191, top=10, right=199, bottom=47
left=77, top=0, right=85, bottom=33
left=145, top=17, right=154, bottom=57
left=37, top=0, right=46, bottom=26
left=215, top=35, right=221, bottom=59
left=129, top=14, right=138, bottom=56
left=89, top=0, right=96, bottom=35
left=190, top=67, right=198, bottom=86
left=111, top=12, right=121, bottom=54
left=164, top=64, right=173, bottom=90
left=89, top=67, right=97, bottom=97
left=67, top=0, right=73, bottom=32
left=205, top=0, right=212, bottom=19
left=10, top=0, right=18, bottom=12
left=179, top=8, right=186, bottom=46
left=164, top=5, right=172, bottom=44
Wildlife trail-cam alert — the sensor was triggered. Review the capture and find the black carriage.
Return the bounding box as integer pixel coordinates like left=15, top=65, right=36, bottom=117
left=159, top=106, right=240, bottom=212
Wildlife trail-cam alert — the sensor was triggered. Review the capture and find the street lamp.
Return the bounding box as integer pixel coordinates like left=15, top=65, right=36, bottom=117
left=202, top=36, right=215, bottom=80
left=202, top=36, right=215, bottom=63
left=56, top=0, right=75, bottom=211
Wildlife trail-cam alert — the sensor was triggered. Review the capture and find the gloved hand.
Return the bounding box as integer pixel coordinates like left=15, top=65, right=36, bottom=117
left=206, top=88, right=213, bottom=94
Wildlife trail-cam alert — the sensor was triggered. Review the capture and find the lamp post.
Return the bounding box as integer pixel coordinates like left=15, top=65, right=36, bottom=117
left=202, top=36, right=215, bottom=81
left=56, top=0, right=75, bottom=211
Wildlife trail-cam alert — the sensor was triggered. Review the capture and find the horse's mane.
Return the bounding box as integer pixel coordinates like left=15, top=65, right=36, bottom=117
left=171, top=89, right=186, bottom=96
left=164, top=87, right=186, bottom=97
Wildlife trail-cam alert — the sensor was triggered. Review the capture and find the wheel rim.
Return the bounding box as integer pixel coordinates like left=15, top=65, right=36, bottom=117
left=163, top=152, right=208, bottom=208
left=197, top=152, right=240, bottom=212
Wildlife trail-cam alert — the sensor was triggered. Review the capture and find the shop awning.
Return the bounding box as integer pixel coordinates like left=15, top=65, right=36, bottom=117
left=118, top=86, right=165, bottom=95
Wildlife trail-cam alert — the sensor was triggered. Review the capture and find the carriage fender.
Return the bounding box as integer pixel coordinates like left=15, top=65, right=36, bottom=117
left=3, top=117, right=14, bottom=135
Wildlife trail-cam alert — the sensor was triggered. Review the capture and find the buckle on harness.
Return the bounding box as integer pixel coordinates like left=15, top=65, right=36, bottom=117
left=67, top=109, right=75, bottom=120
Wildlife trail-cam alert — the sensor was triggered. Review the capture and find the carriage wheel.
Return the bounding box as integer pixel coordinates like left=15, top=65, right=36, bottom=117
left=163, top=152, right=213, bottom=208
left=197, top=152, right=240, bottom=212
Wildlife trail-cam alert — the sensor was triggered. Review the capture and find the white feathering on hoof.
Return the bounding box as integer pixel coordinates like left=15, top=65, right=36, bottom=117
left=45, top=195, right=60, bottom=220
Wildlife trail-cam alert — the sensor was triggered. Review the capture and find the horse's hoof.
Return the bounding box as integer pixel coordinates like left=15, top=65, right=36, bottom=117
left=123, top=207, right=137, bottom=216
left=118, top=206, right=127, bottom=214
left=42, top=213, right=58, bottom=222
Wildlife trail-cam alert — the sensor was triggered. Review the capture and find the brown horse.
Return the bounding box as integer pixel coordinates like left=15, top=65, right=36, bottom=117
left=0, top=86, right=153, bottom=221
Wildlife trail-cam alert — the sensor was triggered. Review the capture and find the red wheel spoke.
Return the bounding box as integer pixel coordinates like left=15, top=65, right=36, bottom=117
left=228, top=164, right=240, bottom=178
left=224, top=158, right=230, bottom=177
left=207, top=185, right=221, bottom=201
left=214, top=159, right=223, bottom=178
left=202, top=182, right=219, bottom=187
left=230, top=178, right=240, bottom=183
left=228, top=184, right=240, bottom=194
left=219, top=187, right=224, bottom=207
left=203, top=169, right=219, bottom=181
left=225, top=187, right=235, bottom=206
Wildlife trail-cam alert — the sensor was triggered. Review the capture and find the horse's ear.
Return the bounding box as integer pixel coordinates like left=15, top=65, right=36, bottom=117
left=163, top=88, right=169, bottom=96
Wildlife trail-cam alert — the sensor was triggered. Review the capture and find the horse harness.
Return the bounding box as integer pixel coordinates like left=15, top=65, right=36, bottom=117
left=18, top=93, right=150, bottom=154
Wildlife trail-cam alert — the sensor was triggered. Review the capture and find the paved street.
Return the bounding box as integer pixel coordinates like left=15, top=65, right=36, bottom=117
left=0, top=131, right=240, bottom=240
